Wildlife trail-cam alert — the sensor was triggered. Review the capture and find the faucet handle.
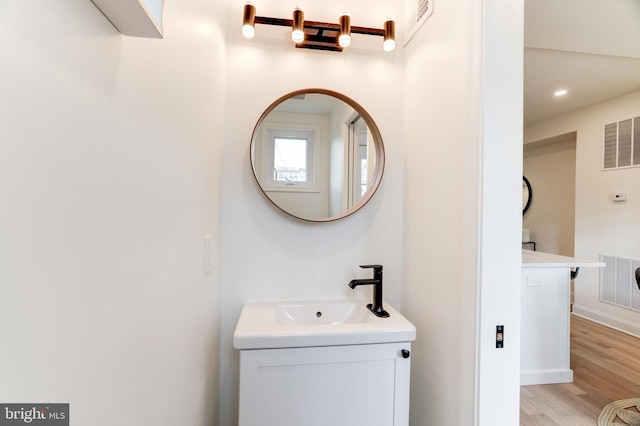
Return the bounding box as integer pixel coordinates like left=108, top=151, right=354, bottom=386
left=359, top=264, right=383, bottom=271
left=359, top=265, right=383, bottom=280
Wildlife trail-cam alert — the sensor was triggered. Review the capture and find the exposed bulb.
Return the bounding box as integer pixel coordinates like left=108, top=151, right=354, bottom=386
left=383, top=18, right=395, bottom=52
left=242, top=2, right=256, bottom=39
left=242, top=24, right=255, bottom=39
left=292, top=29, right=304, bottom=43
left=339, top=34, right=351, bottom=47
left=338, top=11, right=351, bottom=48
left=291, top=6, right=305, bottom=43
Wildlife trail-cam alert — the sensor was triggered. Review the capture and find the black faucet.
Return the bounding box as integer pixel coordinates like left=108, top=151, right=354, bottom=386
left=349, top=264, right=389, bottom=318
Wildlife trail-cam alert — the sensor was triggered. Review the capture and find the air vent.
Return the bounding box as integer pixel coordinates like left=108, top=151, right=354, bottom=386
left=604, top=123, right=617, bottom=169
left=601, top=255, right=640, bottom=311
left=603, top=117, right=640, bottom=170
left=417, top=0, right=430, bottom=21
left=404, top=0, right=434, bottom=47
left=618, top=119, right=632, bottom=167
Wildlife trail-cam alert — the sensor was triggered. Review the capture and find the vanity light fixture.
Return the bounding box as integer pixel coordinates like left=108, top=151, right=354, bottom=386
left=338, top=11, right=351, bottom=48
left=242, top=2, right=256, bottom=39
left=383, top=19, right=395, bottom=52
left=291, top=6, right=305, bottom=43
left=241, top=2, right=395, bottom=52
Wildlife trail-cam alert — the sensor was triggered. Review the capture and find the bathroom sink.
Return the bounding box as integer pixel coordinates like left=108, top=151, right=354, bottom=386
left=233, top=299, right=416, bottom=349
left=275, top=300, right=366, bottom=326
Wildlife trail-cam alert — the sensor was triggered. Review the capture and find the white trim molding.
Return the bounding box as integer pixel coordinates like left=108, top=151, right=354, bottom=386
left=572, top=304, right=640, bottom=338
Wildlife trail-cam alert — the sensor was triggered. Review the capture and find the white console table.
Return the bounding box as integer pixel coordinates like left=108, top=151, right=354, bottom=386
left=521, top=250, right=604, bottom=386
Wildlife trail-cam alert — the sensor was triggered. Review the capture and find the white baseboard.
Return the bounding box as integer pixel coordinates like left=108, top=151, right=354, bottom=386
left=521, top=369, right=573, bottom=386
left=572, top=304, right=640, bottom=339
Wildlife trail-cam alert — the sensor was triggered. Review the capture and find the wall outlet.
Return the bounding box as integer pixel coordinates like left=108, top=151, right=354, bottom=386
left=526, top=276, right=543, bottom=287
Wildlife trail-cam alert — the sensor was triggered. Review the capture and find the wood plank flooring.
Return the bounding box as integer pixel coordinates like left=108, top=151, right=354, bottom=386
left=520, top=314, right=640, bottom=425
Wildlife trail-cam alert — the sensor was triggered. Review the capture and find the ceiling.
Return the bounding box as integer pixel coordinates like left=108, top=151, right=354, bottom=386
left=524, top=0, right=640, bottom=126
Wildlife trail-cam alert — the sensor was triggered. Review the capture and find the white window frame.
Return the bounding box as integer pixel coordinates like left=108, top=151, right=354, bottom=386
left=260, top=124, right=319, bottom=193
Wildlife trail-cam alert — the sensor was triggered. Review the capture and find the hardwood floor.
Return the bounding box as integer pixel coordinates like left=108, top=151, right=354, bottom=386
left=520, top=314, right=640, bottom=425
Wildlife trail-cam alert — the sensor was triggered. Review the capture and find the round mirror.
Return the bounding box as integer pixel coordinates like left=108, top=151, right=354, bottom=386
left=250, top=89, right=385, bottom=222
left=523, top=176, right=532, bottom=215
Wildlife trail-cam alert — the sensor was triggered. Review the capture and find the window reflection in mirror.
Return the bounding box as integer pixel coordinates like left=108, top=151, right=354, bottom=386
left=250, top=89, right=385, bottom=222
left=347, top=115, right=375, bottom=209
left=268, top=129, right=314, bottom=187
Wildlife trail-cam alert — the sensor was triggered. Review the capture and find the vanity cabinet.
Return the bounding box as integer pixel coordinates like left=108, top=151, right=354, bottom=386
left=238, top=342, right=412, bottom=426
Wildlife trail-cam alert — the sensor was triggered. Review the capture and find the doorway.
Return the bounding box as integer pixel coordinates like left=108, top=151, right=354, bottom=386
left=522, top=132, right=577, bottom=257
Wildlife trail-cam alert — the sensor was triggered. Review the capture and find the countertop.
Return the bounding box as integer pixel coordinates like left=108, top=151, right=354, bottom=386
left=522, top=250, right=605, bottom=268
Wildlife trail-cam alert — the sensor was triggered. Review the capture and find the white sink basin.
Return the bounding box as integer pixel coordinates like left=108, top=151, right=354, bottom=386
left=233, top=299, right=416, bottom=349
left=275, top=300, right=366, bottom=326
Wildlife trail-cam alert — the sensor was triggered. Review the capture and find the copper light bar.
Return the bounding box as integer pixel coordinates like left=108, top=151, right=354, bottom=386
left=241, top=3, right=394, bottom=52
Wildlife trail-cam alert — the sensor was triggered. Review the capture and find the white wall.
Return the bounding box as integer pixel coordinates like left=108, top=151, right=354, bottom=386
left=0, top=1, right=225, bottom=425
left=525, top=89, right=640, bottom=333
left=523, top=137, right=576, bottom=256
left=403, top=0, right=523, bottom=424
left=219, top=1, right=403, bottom=424
left=0, top=1, right=526, bottom=424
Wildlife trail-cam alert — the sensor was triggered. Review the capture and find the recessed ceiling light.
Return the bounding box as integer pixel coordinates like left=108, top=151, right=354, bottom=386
left=554, top=89, right=568, bottom=97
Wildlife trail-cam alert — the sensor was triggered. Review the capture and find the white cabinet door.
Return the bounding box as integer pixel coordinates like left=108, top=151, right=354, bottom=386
left=239, top=342, right=412, bottom=426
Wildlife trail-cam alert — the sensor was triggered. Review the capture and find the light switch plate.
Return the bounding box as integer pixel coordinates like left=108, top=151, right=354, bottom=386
left=610, top=193, right=627, bottom=202
left=204, top=235, right=213, bottom=275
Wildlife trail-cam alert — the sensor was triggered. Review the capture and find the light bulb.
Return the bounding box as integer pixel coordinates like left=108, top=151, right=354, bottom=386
left=383, top=19, right=395, bottom=52
left=292, top=29, right=304, bottom=43
left=242, top=3, right=256, bottom=39
left=339, top=11, right=351, bottom=48
left=242, top=24, right=255, bottom=39
left=383, top=39, right=395, bottom=52
left=292, top=6, right=305, bottom=43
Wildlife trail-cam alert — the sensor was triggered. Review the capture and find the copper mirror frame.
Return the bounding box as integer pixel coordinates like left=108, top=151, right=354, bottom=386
left=249, top=88, right=385, bottom=222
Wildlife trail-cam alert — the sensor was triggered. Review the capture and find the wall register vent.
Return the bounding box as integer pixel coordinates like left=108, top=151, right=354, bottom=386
left=603, top=117, right=640, bottom=170
left=417, top=0, right=430, bottom=21
left=404, top=0, right=434, bottom=47
left=601, top=254, right=640, bottom=312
